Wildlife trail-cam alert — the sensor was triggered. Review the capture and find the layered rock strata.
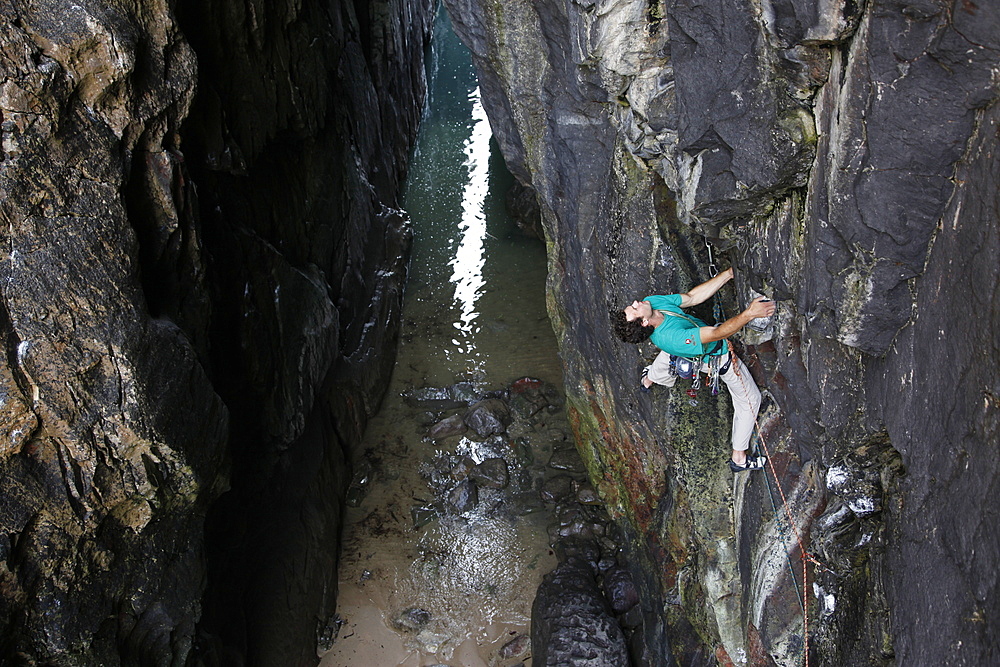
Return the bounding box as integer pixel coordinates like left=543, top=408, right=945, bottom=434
left=0, top=0, right=431, bottom=663
left=443, top=0, right=999, bottom=664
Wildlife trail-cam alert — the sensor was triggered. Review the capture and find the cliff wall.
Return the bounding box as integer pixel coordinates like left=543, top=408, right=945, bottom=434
left=443, top=0, right=999, bottom=663
left=0, top=0, right=431, bottom=664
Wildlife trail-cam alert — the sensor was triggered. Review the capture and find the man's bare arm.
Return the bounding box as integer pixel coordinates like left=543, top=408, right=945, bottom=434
left=678, top=267, right=734, bottom=307
left=699, top=297, right=776, bottom=343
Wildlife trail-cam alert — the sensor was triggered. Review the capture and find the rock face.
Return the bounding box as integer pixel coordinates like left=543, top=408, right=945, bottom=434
left=443, top=0, right=999, bottom=664
left=0, top=0, right=431, bottom=664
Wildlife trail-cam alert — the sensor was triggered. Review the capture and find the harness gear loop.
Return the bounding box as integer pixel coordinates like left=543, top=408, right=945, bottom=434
left=660, top=301, right=727, bottom=397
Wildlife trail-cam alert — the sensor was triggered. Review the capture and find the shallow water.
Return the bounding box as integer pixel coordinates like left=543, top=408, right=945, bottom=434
left=320, top=9, right=565, bottom=667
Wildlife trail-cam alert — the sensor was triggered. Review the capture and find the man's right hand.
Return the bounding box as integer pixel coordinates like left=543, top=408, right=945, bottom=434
left=745, top=297, right=776, bottom=319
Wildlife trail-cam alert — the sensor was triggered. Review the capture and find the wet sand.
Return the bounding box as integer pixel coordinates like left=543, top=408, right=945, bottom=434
left=321, top=386, right=564, bottom=665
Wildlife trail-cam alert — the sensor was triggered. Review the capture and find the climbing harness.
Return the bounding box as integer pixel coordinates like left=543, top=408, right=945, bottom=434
left=661, top=294, right=727, bottom=400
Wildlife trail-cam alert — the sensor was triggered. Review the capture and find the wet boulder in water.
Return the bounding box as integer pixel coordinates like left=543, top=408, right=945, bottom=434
left=548, top=446, right=585, bottom=473
left=448, top=479, right=479, bottom=513
left=509, top=377, right=552, bottom=418
left=602, top=566, right=639, bottom=614
left=427, top=414, right=467, bottom=440
left=575, top=482, right=602, bottom=505
left=393, top=607, right=431, bottom=632
left=449, top=381, right=483, bottom=405
left=403, top=387, right=469, bottom=410
left=540, top=474, right=575, bottom=503
left=450, top=455, right=478, bottom=480
left=464, top=398, right=512, bottom=436
left=471, top=458, right=510, bottom=489
left=499, top=633, right=530, bottom=659
left=411, top=503, right=438, bottom=529
left=531, top=556, right=629, bottom=666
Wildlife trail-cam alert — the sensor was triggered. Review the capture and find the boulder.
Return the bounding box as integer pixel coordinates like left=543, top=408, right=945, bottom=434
left=464, top=398, right=512, bottom=437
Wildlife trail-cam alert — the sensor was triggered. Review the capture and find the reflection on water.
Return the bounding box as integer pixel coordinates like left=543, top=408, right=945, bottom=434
left=450, top=87, right=491, bottom=360
left=320, top=6, right=563, bottom=667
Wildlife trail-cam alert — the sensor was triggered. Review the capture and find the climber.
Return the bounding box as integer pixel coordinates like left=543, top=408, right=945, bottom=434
left=610, top=267, right=776, bottom=472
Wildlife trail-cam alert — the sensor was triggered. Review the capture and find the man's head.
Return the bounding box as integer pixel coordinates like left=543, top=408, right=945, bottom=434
left=611, top=300, right=655, bottom=343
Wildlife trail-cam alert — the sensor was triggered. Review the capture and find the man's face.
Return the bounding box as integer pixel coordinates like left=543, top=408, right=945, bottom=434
left=624, top=300, right=653, bottom=324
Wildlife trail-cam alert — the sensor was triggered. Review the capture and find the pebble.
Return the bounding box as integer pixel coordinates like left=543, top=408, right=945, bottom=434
left=427, top=414, right=466, bottom=439
left=576, top=482, right=602, bottom=505
left=448, top=479, right=478, bottom=513
left=548, top=448, right=585, bottom=472
left=499, top=633, right=530, bottom=659
left=471, top=458, right=510, bottom=489
left=540, top=474, right=574, bottom=503
left=393, top=607, right=431, bottom=631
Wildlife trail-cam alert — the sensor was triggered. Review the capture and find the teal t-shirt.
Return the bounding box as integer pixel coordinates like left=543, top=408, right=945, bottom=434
left=644, top=294, right=728, bottom=358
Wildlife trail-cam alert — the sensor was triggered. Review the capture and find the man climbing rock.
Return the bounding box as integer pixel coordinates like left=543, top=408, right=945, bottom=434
left=611, top=268, right=776, bottom=472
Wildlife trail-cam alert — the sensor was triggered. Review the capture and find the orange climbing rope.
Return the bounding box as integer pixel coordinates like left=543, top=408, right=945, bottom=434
left=730, top=351, right=817, bottom=667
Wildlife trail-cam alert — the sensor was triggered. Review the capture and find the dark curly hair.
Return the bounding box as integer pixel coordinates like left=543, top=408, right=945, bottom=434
left=610, top=308, right=654, bottom=343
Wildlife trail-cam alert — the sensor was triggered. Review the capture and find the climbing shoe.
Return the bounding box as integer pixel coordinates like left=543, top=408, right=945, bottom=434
left=729, top=455, right=766, bottom=473
left=639, top=366, right=652, bottom=393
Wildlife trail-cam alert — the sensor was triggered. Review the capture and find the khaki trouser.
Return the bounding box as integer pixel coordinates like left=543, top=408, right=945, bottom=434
left=647, top=350, right=761, bottom=452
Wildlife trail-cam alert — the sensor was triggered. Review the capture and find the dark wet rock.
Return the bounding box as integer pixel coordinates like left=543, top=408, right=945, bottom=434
left=507, top=179, right=544, bottom=238
left=393, top=607, right=432, bottom=632
left=448, top=479, right=479, bottom=514
left=554, top=538, right=602, bottom=570
left=602, top=566, right=640, bottom=615
left=464, top=398, right=513, bottom=437
left=510, top=377, right=556, bottom=419
left=411, top=503, right=439, bottom=529
left=346, top=458, right=375, bottom=508
left=548, top=448, right=585, bottom=473
left=531, top=556, right=629, bottom=666
left=481, top=388, right=511, bottom=402
left=510, top=390, right=549, bottom=419
left=316, top=613, right=344, bottom=653
left=499, top=633, right=531, bottom=659
left=471, top=458, right=510, bottom=489
left=620, top=604, right=643, bottom=630
left=575, top=482, right=602, bottom=506
left=597, top=555, right=618, bottom=575
left=556, top=504, right=583, bottom=526
left=450, top=455, right=478, bottom=481
left=546, top=428, right=568, bottom=442
left=554, top=521, right=595, bottom=541
left=415, top=411, right=440, bottom=427
left=510, top=437, right=535, bottom=466
left=449, top=381, right=484, bottom=405
left=472, top=435, right=511, bottom=460
left=540, top=475, right=575, bottom=504
left=403, top=387, right=468, bottom=410
left=0, top=0, right=436, bottom=661
left=427, top=414, right=467, bottom=440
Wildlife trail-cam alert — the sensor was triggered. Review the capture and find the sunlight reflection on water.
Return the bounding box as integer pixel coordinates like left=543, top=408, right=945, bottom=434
left=449, top=87, right=492, bottom=357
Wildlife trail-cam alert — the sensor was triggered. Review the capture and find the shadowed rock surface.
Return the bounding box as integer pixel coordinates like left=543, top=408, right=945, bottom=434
left=0, top=0, right=432, bottom=664
left=443, top=0, right=999, bottom=664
